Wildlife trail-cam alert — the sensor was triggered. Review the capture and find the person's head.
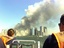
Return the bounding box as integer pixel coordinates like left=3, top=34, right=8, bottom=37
left=59, top=14, right=64, bottom=31
left=7, top=28, right=15, bottom=37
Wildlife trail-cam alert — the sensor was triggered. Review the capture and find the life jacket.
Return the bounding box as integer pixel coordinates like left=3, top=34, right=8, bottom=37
left=53, top=32, right=64, bottom=48
left=0, top=36, right=12, bottom=46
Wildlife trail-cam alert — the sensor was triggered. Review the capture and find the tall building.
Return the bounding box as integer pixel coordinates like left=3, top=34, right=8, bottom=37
left=34, top=28, right=38, bottom=35
left=30, top=28, right=35, bottom=35
left=43, top=27, right=47, bottom=33
left=40, top=26, right=42, bottom=35
left=30, top=28, right=33, bottom=35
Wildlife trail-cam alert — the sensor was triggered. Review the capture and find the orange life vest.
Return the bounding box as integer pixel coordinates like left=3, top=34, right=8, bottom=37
left=0, top=36, right=11, bottom=46
left=53, top=32, right=64, bottom=48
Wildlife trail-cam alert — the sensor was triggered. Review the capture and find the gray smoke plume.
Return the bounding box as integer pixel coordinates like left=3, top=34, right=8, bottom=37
left=14, top=16, right=30, bottom=31
left=14, top=0, right=64, bottom=35
left=25, top=0, right=61, bottom=28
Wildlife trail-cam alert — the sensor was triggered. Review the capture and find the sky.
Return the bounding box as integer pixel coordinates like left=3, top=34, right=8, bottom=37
left=0, top=0, right=42, bottom=32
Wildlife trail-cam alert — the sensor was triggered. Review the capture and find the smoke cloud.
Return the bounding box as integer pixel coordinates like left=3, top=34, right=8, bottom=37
left=14, top=0, right=64, bottom=36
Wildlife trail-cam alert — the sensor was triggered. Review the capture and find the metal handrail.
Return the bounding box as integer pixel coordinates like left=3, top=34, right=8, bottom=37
left=12, top=40, right=36, bottom=43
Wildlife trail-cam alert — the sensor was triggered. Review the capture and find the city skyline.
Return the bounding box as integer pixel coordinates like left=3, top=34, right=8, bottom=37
left=0, top=0, right=64, bottom=35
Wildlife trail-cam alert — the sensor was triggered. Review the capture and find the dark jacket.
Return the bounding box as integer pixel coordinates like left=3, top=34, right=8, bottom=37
left=6, top=38, right=15, bottom=44
left=43, top=34, right=59, bottom=48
